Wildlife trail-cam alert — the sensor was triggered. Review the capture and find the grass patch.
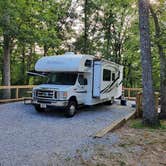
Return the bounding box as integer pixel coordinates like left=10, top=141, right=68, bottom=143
left=129, top=119, right=166, bottom=130
left=119, top=141, right=135, bottom=147
left=65, top=156, right=71, bottom=161
left=119, top=161, right=126, bottom=166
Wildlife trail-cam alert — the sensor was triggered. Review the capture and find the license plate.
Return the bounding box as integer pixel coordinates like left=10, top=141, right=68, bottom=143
left=40, top=104, right=47, bottom=108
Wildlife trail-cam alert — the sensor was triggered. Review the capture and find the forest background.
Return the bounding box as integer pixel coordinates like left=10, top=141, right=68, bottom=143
left=0, top=0, right=165, bottom=89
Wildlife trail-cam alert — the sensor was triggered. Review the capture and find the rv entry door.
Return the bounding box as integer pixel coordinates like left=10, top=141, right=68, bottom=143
left=93, top=60, right=101, bottom=98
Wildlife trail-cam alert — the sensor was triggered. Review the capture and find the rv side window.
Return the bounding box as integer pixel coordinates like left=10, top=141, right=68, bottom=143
left=112, top=73, right=115, bottom=81
left=103, top=69, right=111, bottom=81
left=85, top=60, right=92, bottom=67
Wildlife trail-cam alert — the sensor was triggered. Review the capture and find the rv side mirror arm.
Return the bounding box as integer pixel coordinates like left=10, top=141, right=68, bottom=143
left=27, top=71, right=47, bottom=77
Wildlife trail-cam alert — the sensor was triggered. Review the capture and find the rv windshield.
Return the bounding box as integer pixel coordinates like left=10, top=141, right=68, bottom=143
left=47, top=72, right=77, bottom=85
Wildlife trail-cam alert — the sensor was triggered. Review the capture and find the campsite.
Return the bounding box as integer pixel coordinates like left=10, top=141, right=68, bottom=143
left=0, top=0, right=165, bottom=165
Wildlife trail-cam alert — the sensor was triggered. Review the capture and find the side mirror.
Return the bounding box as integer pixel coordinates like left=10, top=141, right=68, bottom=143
left=84, top=78, right=88, bottom=85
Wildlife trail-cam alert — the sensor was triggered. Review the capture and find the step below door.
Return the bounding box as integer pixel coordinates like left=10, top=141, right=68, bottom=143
left=93, top=61, right=101, bottom=98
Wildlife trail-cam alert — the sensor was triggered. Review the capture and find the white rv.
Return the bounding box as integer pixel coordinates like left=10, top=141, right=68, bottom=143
left=31, top=52, right=123, bottom=117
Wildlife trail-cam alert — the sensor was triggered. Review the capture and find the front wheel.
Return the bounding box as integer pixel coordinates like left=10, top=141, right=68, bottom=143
left=65, top=101, right=77, bottom=118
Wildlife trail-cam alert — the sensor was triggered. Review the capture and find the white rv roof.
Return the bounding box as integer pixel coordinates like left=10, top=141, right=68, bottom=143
left=35, top=52, right=94, bottom=72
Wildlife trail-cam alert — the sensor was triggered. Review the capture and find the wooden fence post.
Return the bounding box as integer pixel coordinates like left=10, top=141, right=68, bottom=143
left=16, top=88, right=19, bottom=99
left=128, top=88, right=131, bottom=100
left=136, top=92, right=159, bottom=118
left=136, top=92, right=142, bottom=118
left=136, top=93, right=139, bottom=117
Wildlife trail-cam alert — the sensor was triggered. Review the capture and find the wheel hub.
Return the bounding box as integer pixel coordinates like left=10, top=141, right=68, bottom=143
left=69, top=105, right=75, bottom=115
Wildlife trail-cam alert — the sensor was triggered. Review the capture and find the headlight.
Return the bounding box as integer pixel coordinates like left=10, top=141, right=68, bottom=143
left=62, top=92, right=68, bottom=98
left=58, top=91, right=68, bottom=99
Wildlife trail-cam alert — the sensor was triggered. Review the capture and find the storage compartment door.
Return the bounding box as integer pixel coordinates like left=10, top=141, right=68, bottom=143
left=93, top=61, right=101, bottom=98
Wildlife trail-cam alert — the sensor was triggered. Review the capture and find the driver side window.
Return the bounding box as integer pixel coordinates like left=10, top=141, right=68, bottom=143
left=78, top=75, right=84, bottom=85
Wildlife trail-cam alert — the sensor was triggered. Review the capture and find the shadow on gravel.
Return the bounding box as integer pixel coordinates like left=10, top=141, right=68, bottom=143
left=32, top=102, right=113, bottom=118
left=36, top=108, right=66, bottom=118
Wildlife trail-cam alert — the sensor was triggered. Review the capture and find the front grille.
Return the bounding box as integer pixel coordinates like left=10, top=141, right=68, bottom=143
left=36, top=90, right=56, bottom=99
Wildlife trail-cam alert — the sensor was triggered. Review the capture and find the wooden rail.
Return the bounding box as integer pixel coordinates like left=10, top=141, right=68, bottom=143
left=122, top=87, right=142, bottom=100
left=0, top=85, right=141, bottom=103
left=136, top=92, right=159, bottom=117
left=0, top=85, right=35, bottom=103
left=0, top=85, right=160, bottom=118
left=0, top=85, right=35, bottom=89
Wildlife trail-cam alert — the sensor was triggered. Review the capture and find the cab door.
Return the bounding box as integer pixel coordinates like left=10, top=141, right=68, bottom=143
left=75, top=74, right=88, bottom=104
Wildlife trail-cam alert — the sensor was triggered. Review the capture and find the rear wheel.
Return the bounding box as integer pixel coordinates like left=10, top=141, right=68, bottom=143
left=65, top=101, right=77, bottom=118
left=105, top=97, right=114, bottom=105
left=34, top=105, right=45, bottom=113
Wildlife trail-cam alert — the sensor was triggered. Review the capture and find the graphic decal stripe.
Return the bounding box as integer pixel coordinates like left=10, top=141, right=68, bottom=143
left=100, top=75, right=120, bottom=94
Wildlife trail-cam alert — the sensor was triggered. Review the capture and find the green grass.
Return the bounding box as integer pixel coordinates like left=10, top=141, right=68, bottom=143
left=65, top=157, right=71, bottom=161
left=119, top=161, right=126, bottom=166
left=129, top=119, right=166, bottom=130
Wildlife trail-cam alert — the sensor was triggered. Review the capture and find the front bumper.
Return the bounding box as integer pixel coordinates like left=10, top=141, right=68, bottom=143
left=32, top=99, right=68, bottom=107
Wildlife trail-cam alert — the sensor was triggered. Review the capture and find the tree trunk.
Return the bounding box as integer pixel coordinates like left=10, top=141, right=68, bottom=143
left=21, top=45, right=26, bottom=84
left=105, top=11, right=112, bottom=59
left=149, top=5, right=166, bottom=118
left=106, top=31, right=111, bottom=59
left=43, top=45, right=48, bottom=56
left=2, top=34, right=11, bottom=99
left=26, top=45, right=33, bottom=84
left=138, top=0, right=160, bottom=126
left=159, top=51, right=166, bottom=118
left=84, top=0, right=88, bottom=54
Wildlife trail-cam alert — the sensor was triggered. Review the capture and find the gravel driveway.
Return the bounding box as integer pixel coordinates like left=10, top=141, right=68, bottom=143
left=0, top=101, right=135, bottom=166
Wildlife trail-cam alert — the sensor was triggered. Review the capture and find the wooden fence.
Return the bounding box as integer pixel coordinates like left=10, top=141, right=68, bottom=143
left=0, top=86, right=160, bottom=118
left=0, top=85, right=35, bottom=103
left=122, top=87, right=142, bottom=100
left=0, top=85, right=142, bottom=103
left=135, top=92, right=160, bottom=117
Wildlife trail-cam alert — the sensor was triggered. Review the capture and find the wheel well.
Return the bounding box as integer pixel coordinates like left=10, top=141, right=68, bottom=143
left=69, top=96, right=78, bottom=105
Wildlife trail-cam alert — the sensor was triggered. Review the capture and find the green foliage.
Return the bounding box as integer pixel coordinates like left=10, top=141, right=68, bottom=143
left=0, top=0, right=72, bottom=85
left=149, top=0, right=166, bottom=90
left=129, top=119, right=166, bottom=130
left=0, top=0, right=164, bottom=88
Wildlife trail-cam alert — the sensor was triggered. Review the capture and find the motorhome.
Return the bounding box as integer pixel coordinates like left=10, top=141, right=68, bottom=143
left=31, top=52, right=123, bottom=117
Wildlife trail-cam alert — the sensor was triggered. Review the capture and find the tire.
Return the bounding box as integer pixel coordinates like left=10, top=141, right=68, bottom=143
left=34, top=105, right=45, bottom=113
left=65, top=101, right=77, bottom=118
left=105, top=97, right=114, bottom=105
left=120, top=99, right=127, bottom=106
left=105, top=100, right=112, bottom=105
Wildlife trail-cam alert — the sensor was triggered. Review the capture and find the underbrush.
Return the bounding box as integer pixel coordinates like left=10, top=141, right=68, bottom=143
left=129, top=119, right=166, bottom=130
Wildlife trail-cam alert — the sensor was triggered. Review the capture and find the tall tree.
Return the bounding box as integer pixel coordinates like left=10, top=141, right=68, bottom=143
left=138, top=0, right=160, bottom=126
left=149, top=4, right=166, bottom=118
left=83, top=0, right=88, bottom=54
left=102, top=2, right=131, bottom=63
left=0, top=0, right=72, bottom=87
left=0, top=0, right=18, bottom=98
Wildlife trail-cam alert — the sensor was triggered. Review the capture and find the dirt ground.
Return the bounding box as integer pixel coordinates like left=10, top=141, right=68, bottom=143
left=60, top=120, right=166, bottom=166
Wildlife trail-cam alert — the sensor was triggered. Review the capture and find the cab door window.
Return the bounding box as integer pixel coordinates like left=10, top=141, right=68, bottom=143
left=78, top=75, right=84, bottom=85
left=78, top=74, right=87, bottom=85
